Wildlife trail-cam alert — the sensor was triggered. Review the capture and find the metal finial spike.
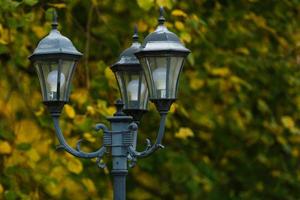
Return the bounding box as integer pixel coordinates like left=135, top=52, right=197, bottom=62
left=158, top=6, right=165, bottom=25
left=114, top=99, right=125, bottom=116
left=132, top=25, right=138, bottom=42
left=51, top=10, right=58, bottom=29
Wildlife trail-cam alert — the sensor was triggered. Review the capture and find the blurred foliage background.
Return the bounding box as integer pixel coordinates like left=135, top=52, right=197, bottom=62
left=1, top=0, right=300, bottom=199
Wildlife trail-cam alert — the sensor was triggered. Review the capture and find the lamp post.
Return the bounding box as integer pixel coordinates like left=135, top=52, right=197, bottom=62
left=29, top=7, right=190, bottom=200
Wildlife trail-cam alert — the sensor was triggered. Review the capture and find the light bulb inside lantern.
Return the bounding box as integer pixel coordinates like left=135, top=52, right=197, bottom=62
left=47, top=70, right=65, bottom=100
left=127, top=79, right=145, bottom=101
left=153, top=67, right=167, bottom=98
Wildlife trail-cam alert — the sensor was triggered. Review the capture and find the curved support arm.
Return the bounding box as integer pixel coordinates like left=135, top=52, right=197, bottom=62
left=52, top=116, right=107, bottom=159
left=128, top=112, right=167, bottom=159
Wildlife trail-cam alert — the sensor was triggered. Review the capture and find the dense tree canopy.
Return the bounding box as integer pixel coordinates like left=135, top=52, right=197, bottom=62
left=1, top=0, right=300, bottom=199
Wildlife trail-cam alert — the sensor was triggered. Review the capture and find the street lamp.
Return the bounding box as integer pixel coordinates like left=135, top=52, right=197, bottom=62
left=29, top=7, right=190, bottom=200
left=135, top=7, right=190, bottom=113
left=29, top=12, right=82, bottom=116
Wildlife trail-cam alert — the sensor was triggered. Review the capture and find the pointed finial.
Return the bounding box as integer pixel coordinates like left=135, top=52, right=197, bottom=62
left=132, top=24, right=139, bottom=42
left=114, top=99, right=125, bottom=116
left=158, top=6, right=165, bottom=25
left=51, top=9, right=58, bottom=29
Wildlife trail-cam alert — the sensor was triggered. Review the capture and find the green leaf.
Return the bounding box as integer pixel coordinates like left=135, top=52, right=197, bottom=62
left=136, top=0, right=154, bottom=11
left=16, top=143, right=31, bottom=151
left=23, top=0, right=38, bottom=6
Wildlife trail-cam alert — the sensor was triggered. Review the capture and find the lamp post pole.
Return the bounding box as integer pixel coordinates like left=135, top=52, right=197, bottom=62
left=29, top=7, right=190, bottom=200
left=108, top=101, right=131, bottom=200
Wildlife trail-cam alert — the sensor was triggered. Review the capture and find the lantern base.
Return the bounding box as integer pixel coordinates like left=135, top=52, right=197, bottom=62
left=44, top=101, right=67, bottom=117
left=123, top=109, right=148, bottom=122
left=150, top=98, right=176, bottom=113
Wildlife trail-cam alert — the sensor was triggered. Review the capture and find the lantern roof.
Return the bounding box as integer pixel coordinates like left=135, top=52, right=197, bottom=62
left=111, top=26, right=141, bottom=71
left=29, top=11, right=82, bottom=61
left=135, top=7, right=190, bottom=56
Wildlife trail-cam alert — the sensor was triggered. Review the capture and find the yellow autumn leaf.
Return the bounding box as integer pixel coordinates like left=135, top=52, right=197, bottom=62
left=244, top=12, right=266, bottom=28
left=45, top=181, right=63, bottom=197
left=48, top=3, right=66, bottom=8
left=256, top=182, right=264, bottom=191
left=0, top=140, right=12, bottom=154
left=86, top=105, right=96, bottom=115
left=175, top=127, right=194, bottom=139
left=34, top=106, right=44, bottom=116
left=169, top=103, right=177, bottom=113
left=289, top=135, right=300, bottom=143
left=26, top=148, right=40, bottom=163
left=210, top=67, right=231, bottom=77
left=175, top=21, right=184, bottom=30
left=35, top=139, right=51, bottom=155
left=26, top=148, right=41, bottom=169
left=63, top=178, right=86, bottom=199
left=32, top=26, right=47, bottom=38
left=0, top=184, right=3, bottom=194
left=0, top=24, right=10, bottom=44
left=104, top=67, right=115, bottom=81
left=276, top=135, right=287, bottom=145
left=50, top=166, right=67, bottom=181
left=70, top=88, right=88, bottom=105
left=156, top=0, right=173, bottom=9
left=271, top=170, right=281, bottom=177
left=82, top=178, right=96, bottom=194
left=171, top=9, right=187, bottom=17
left=180, top=32, right=191, bottom=43
left=15, top=120, right=40, bottom=144
left=281, top=116, right=295, bottom=129
left=106, top=106, right=116, bottom=116
left=64, top=104, right=76, bottom=119
left=67, top=157, right=83, bottom=174
left=236, top=47, right=250, bottom=55
left=4, top=150, right=27, bottom=167
left=291, top=148, right=299, bottom=157
left=190, top=79, right=204, bottom=90
left=137, top=20, right=148, bottom=32
left=84, top=132, right=96, bottom=143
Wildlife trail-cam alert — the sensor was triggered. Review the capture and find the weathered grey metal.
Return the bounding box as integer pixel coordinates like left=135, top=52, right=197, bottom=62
left=135, top=7, right=190, bottom=57
left=29, top=11, right=82, bottom=61
left=111, top=25, right=141, bottom=70
left=111, top=26, right=148, bottom=122
left=31, top=7, right=189, bottom=200
left=50, top=99, right=167, bottom=200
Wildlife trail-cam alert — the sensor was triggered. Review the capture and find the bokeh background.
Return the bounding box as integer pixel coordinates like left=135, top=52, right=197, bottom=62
left=1, top=0, right=300, bottom=199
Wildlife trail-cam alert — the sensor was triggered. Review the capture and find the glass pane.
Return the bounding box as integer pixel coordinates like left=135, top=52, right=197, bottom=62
left=140, top=74, right=149, bottom=109
left=140, top=57, right=154, bottom=98
left=124, top=72, right=140, bottom=109
left=35, top=62, right=47, bottom=100
left=34, top=60, right=76, bottom=102
left=146, top=57, right=168, bottom=99
left=35, top=60, right=58, bottom=101
left=115, top=71, right=128, bottom=105
left=115, top=70, right=148, bottom=110
left=60, top=60, right=76, bottom=101
left=167, top=57, right=184, bottom=98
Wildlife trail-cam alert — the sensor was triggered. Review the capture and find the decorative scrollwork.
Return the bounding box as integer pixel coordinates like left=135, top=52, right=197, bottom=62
left=127, top=154, right=137, bottom=168
left=52, top=116, right=108, bottom=163
left=95, top=123, right=109, bottom=132
left=126, top=113, right=167, bottom=161
left=96, top=153, right=107, bottom=168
